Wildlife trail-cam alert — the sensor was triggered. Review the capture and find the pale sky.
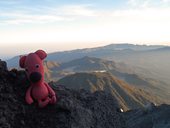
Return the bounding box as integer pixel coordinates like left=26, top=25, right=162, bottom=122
left=0, top=0, right=170, bottom=59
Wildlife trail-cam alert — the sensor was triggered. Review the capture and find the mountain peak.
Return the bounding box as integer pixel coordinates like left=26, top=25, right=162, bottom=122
left=103, top=43, right=163, bottom=51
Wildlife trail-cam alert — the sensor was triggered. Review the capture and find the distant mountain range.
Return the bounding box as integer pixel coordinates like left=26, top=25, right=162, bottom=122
left=46, top=43, right=165, bottom=62
left=56, top=72, right=165, bottom=111
left=6, top=43, right=167, bottom=67
left=6, top=43, right=170, bottom=105
left=48, top=44, right=170, bottom=85
left=45, top=43, right=170, bottom=85
left=7, top=44, right=170, bottom=84
left=41, top=56, right=144, bottom=81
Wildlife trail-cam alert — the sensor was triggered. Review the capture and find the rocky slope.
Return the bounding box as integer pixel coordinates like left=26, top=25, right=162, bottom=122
left=125, top=104, right=170, bottom=128
left=1, top=60, right=170, bottom=128
left=0, top=60, right=125, bottom=128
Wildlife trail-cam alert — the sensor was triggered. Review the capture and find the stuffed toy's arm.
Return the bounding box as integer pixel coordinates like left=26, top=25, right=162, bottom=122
left=45, top=82, right=55, bottom=96
left=45, top=82, right=57, bottom=104
left=25, top=86, right=33, bottom=104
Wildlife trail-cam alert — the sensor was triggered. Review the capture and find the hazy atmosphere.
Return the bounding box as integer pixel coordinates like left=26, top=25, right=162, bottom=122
left=1, top=0, right=170, bottom=59
left=1, top=1, right=170, bottom=128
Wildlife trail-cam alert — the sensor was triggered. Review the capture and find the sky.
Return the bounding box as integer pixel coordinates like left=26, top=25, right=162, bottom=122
left=0, top=0, right=170, bottom=59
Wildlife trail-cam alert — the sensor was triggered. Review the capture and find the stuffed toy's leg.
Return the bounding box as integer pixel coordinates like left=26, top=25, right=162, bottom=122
left=38, top=97, right=51, bottom=108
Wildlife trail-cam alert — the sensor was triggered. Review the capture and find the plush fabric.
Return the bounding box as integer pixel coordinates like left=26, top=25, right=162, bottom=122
left=19, top=50, right=57, bottom=107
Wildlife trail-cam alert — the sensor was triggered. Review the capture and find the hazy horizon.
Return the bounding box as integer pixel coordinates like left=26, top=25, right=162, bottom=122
left=1, top=0, right=170, bottom=59
left=1, top=42, right=169, bottom=60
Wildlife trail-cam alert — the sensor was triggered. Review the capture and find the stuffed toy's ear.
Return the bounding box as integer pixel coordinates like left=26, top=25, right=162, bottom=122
left=19, top=56, right=27, bottom=68
left=35, top=50, right=47, bottom=60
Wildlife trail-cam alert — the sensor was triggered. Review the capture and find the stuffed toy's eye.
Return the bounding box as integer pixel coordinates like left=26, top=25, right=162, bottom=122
left=25, top=68, right=28, bottom=72
left=35, top=64, right=40, bottom=68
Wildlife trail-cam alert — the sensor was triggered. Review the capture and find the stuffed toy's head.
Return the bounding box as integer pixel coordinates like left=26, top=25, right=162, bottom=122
left=19, top=50, right=47, bottom=83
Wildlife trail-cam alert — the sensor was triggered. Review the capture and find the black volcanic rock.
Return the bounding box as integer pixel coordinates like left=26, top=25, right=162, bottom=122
left=125, top=104, right=170, bottom=128
left=0, top=60, right=7, bottom=72
left=0, top=65, right=125, bottom=128
left=1, top=60, right=170, bottom=128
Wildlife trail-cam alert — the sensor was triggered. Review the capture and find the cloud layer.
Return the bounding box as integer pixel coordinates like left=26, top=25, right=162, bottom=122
left=0, top=0, right=170, bottom=25
left=0, top=0, right=170, bottom=52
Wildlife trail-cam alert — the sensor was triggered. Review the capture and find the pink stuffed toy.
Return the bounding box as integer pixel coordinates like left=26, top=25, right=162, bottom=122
left=19, top=50, right=57, bottom=108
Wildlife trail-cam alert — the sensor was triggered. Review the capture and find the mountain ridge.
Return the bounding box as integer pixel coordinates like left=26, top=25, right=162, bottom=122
left=56, top=72, right=165, bottom=111
left=6, top=43, right=166, bottom=66
left=6, top=43, right=170, bottom=85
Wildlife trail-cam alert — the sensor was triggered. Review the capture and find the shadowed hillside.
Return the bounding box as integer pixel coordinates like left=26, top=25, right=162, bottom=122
left=41, top=56, right=170, bottom=104
left=6, top=53, right=170, bottom=104
left=56, top=72, right=165, bottom=111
